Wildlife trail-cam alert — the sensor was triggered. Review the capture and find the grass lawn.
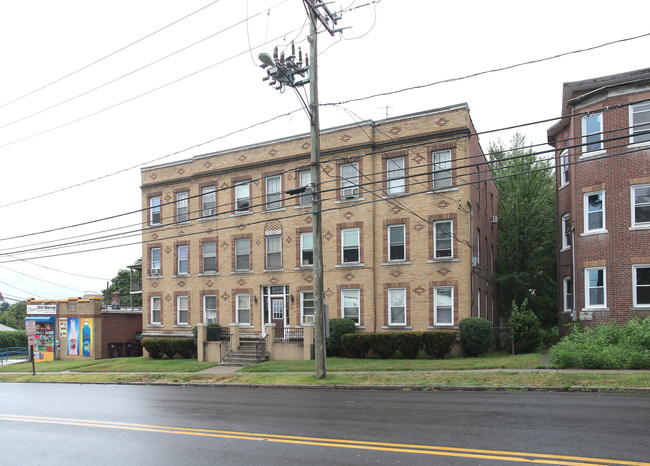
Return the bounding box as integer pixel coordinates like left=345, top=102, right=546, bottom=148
left=0, top=357, right=219, bottom=373
left=240, top=352, right=545, bottom=372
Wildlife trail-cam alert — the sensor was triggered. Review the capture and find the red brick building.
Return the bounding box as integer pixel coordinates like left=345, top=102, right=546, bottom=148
left=548, top=68, right=650, bottom=334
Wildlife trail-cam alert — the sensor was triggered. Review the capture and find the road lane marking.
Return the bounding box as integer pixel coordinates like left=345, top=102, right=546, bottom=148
left=1, top=414, right=647, bottom=466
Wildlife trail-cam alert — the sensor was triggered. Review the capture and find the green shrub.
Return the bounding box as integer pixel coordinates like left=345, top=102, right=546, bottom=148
left=421, top=331, right=456, bottom=359
left=173, top=338, right=196, bottom=359
left=0, top=331, right=27, bottom=348
left=367, top=333, right=397, bottom=359
left=327, top=318, right=356, bottom=356
left=459, top=318, right=493, bottom=357
left=142, top=339, right=165, bottom=359
left=394, top=332, right=422, bottom=359
left=508, top=299, right=542, bottom=354
left=541, top=326, right=559, bottom=348
left=341, top=333, right=369, bottom=358
left=162, top=340, right=177, bottom=359
left=622, top=318, right=650, bottom=349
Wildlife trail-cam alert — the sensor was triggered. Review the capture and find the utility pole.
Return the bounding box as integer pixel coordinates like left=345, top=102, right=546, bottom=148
left=258, top=1, right=340, bottom=379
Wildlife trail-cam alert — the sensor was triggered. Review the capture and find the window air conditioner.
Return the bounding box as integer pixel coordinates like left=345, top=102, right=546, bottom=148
left=491, top=216, right=498, bottom=224
left=471, top=256, right=479, bottom=267
left=342, top=187, right=358, bottom=199
left=304, top=315, right=314, bottom=323
left=150, top=268, right=160, bottom=276
left=205, top=208, right=216, bottom=217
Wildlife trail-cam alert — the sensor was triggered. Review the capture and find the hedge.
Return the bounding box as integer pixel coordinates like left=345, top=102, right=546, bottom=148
left=341, top=333, right=369, bottom=358
left=327, top=318, right=357, bottom=356
left=459, top=318, right=493, bottom=357
left=367, top=333, right=397, bottom=359
left=395, top=332, right=422, bottom=359
left=142, top=338, right=196, bottom=359
left=421, top=331, right=456, bottom=359
left=0, top=331, right=28, bottom=349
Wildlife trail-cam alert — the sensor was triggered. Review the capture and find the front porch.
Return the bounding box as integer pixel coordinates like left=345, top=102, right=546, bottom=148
left=196, top=323, right=314, bottom=365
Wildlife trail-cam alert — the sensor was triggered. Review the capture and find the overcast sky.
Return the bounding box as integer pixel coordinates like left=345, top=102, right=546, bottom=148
left=0, top=0, right=648, bottom=303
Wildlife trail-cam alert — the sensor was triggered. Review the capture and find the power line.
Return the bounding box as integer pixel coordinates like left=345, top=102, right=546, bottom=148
left=0, top=0, right=224, bottom=111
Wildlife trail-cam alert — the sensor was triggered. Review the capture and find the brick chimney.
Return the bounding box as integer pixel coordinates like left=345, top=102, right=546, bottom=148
left=111, top=292, right=121, bottom=309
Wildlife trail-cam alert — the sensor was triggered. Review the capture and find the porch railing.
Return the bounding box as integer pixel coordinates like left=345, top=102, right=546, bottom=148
left=273, top=327, right=304, bottom=345
left=255, top=335, right=268, bottom=363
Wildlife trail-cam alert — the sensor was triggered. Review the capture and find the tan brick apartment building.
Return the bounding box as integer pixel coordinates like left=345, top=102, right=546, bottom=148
left=548, top=68, right=650, bottom=334
left=139, top=105, right=498, bottom=342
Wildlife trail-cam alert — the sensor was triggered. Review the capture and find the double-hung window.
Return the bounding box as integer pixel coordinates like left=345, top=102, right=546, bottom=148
left=176, top=192, right=189, bottom=222
left=582, top=113, right=603, bottom=152
left=151, top=296, right=161, bottom=325
left=235, top=238, right=250, bottom=271
left=632, top=184, right=650, bottom=227
left=342, top=228, right=360, bottom=263
left=235, top=182, right=250, bottom=213
left=633, top=265, right=650, bottom=307
left=388, top=288, right=406, bottom=326
left=584, top=191, right=605, bottom=233
left=202, top=241, right=217, bottom=273
left=433, top=220, right=452, bottom=258
left=342, top=289, right=360, bottom=324
left=266, top=175, right=282, bottom=210
left=563, top=277, right=573, bottom=313
left=388, top=224, right=405, bottom=261
left=150, top=247, right=161, bottom=275
left=300, top=232, right=313, bottom=266
left=340, top=163, right=359, bottom=198
left=150, top=196, right=161, bottom=225
left=266, top=234, right=282, bottom=269
left=177, top=245, right=188, bottom=275
left=236, top=294, right=250, bottom=325
left=561, top=214, right=571, bottom=249
left=301, top=291, right=314, bottom=324
left=386, top=157, right=405, bottom=195
left=203, top=295, right=217, bottom=324
left=300, top=170, right=313, bottom=205
left=433, top=150, right=452, bottom=189
left=202, top=186, right=216, bottom=217
left=434, top=286, right=453, bottom=326
left=585, top=267, right=606, bottom=308
left=560, top=150, right=570, bottom=185
left=630, top=102, right=650, bottom=144
left=177, top=295, right=189, bottom=325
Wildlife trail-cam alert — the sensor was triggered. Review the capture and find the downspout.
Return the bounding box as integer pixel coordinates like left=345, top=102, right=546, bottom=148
left=371, top=122, right=378, bottom=333
left=467, top=200, right=474, bottom=318
left=571, top=226, right=576, bottom=322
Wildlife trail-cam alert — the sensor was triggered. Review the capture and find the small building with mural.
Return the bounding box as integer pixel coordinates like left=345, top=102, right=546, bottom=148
left=26, top=293, right=142, bottom=361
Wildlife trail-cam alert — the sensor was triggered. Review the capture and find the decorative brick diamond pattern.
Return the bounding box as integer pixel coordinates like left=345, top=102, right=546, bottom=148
left=322, top=164, right=333, bottom=176
left=220, top=182, right=229, bottom=189
left=237, top=279, right=246, bottom=286
left=438, top=200, right=449, bottom=208
left=237, top=154, right=247, bottom=162
left=165, top=294, right=172, bottom=302
left=151, top=282, right=159, bottom=288
left=343, top=211, right=354, bottom=220
left=412, top=153, right=426, bottom=164
left=323, top=231, right=334, bottom=242
left=286, top=235, right=292, bottom=244
left=164, top=246, right=172, bottom=254
left=164, top=194, right=172, bottom=202
left=150, top=173, right=158, bottom=180
left=390, top=205, right=402, bottom=214
left=206, top=280, right=214, bottom=288
left=178, top=281, right=186, bottom=288
left=435, top=117, right=449, bottom=127
left=221, top=241, right=229, bottom=250
left=269, top=277, right=278, bottom=285
left=177, top=168, right=185, bottom=175
left=390, top=269, right=404, bottom=279
left=151, top=234, right=158, bottom=240
left=340, top=134, right=351, bottom=142
left=255, top=239, right=261, bottom=246
left=414, top=222, right=426, bottom=232
left=343, top=271, right=355, bottom=282
left=269, top=148, right=278, bottom=157
left=301, top=142, right=310, bottom=151
left=303, top=274, right=313, bottom=283
left=237, top=225, right=247, bottom=231
left=203, top=161, right=212, bottom=169
left=437, top=266, right=451, bottom=276
left=326, top=288, right=334, bottom=298
left=388, top=126, right=402, bottom=135
left=221, top=292, right=230, bottom=301
left=414, top=285, right=426, bottom=296
left=303, top=216, right=312, bottom=224
left=179, top=230, right=185, bottom=236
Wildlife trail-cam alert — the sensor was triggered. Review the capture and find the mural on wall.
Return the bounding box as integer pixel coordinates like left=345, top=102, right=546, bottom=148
left=67, top=318, right=93, bottom=357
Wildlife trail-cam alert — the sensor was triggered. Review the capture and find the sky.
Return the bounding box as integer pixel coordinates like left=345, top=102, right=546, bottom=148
left=0, top=0, right=648, bottom=303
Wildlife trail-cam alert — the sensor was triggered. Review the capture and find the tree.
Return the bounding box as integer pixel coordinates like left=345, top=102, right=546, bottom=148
left=0, top=301, right=27, bottom=330
left=489, top=133, right=557, bottom=329
left=101, top=259, right=142, bottom=308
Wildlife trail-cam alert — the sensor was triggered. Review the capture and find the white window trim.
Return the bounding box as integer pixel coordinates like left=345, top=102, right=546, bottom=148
left=341, top=227, right=360, bottom=264
left=300, top=290, right=315, bottom=324
left=583, top=190, right=606, bottom=234
left=203, top=294, right=217, bottom=324
left=235, top=238, right=250, bottom=271
left=560, top=150, right=569, bottom=186
left=201, top=186, right=217, bottom=217
left=585, top=267, right=607, bottom=309
left=265, top=234, right=283, bottom=269
left=434, top=286, right=454, bottom=326
left=235, top=293, right=251, bottom=325
left=340, top=162, right=360, bottom=198
left=387, top=224, right=406, bottom=261
left=235, top=182, right=251, bottom=213
left=561, top=213, right=571, bottom=250
left=177, top=245, right=188, bottom=275
left=433, top=150, right=453, bottom=190
left=562, top=276, right=573, bottom=313
left=386, top=156, right=405, bottom=195
left=176, top=192, right=189, bottom=223
left=151, top=296, right=161, bottom=325
left=433, top=220, right=453, bottom=259
left=149, top=196, right=161, bottom=226
left=581, top=113, right=603, bottom=154
left=150, top=247, right=161, bottom=275
left=341, top=289, right=360, bottom=326
left=629, top=101, right=650, bottom=145
left=202, top=241, right=217, bottom=273
left=266, top=175, right=282, bottom=211
left=177, top=295, right=189, bottom=325
left=631, top=184, right=650, bottom=229
left=300, top=231, right=314, bottom=267
left=299, top=170, right=313, bottom=205
left=388, top=288, right=407, bottom=326
left=633, top=264, right=650, bottom=308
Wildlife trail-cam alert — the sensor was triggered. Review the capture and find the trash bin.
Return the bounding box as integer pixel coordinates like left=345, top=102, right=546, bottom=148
left=131, top=340, right=142, bottom=357
left=108, top=342, right=119, bottom=358
left=125, top=342, right=134, bottom=357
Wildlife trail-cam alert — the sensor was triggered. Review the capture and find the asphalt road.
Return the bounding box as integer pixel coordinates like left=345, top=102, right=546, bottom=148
left=1, top=384, right=648, bottom=465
